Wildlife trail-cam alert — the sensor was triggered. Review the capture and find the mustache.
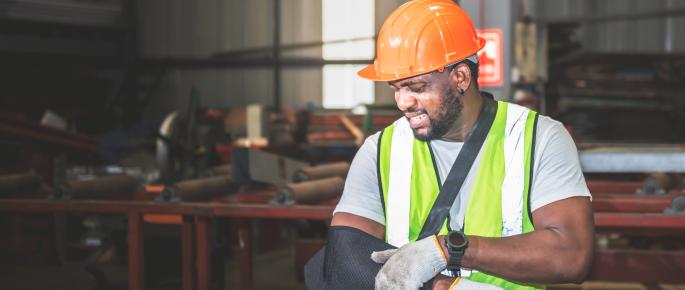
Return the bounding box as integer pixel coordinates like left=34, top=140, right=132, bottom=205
left=403, top=109, right=428, bottom=115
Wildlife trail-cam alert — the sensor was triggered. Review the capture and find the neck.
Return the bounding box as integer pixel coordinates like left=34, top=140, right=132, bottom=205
left=440, top=90, right=484, bottom=142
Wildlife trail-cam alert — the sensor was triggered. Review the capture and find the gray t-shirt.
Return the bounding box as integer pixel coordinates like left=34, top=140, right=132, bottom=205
left=334, top=115, right=591, bottom=230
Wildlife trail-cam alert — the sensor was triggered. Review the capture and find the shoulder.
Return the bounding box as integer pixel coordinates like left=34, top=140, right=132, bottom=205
left=364, top=131, right=382, bottom=150
left=533, top=114, right=574, bottom=152
left=535, top=115, right=566, bottom=137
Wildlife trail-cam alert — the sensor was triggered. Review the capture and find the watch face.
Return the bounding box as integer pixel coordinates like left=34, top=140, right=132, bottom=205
left=449, top=232, right=467, bottom=248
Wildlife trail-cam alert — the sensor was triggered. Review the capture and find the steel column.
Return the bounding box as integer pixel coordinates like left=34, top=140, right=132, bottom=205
left=238, top=219, right=253, bottom=290
left=195, top=216, right=211, bottom=290
left=182, top=216, right=196, bottom=290
left=273, top=0, right=281, bottom=110
left=127, top=212, right=144, bottom=290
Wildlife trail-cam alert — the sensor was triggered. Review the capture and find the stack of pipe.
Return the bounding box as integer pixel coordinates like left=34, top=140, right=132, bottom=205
left=293, top=162, right=349, bottom=182
left=157, top=164, right=236, bottom=202
left=275, top=162, right=350, bottom=205
left=159, top=174, right=236, bottom=202
left=55, top=174, right=140, bottom=200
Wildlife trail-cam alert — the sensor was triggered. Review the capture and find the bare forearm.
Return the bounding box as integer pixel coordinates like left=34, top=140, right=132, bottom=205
left=465, top=230, right=590, bottom=283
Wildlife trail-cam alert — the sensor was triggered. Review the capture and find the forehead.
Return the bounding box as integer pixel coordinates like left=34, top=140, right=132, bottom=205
left=388, top=71, right=444, bottom=88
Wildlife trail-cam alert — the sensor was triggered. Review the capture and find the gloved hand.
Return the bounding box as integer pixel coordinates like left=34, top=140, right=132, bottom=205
left=449, top=278, right=503, bottom=290
left=371, top=235, right=447, bottom=290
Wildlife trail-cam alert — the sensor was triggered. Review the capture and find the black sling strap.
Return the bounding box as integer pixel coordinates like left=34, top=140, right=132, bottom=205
left=418, top=95, right=497, bottom=239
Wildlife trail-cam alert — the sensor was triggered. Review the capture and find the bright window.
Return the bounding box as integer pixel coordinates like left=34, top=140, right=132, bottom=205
left=322, top=0, right=375, bottom=109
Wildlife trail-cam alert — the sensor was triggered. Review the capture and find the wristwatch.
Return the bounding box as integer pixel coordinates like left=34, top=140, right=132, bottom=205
left=445, top=230, right=469, bottom=271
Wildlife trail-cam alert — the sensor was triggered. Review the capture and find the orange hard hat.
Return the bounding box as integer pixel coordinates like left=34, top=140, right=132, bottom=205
left=358, top=0, right=486, bottom=82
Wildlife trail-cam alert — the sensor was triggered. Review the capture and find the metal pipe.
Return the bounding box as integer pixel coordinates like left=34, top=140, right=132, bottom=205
left=538, top=7, right=685, bottom=25
left=209, top=165, right=232, bottom=176
left=161, top=175, right=236, bottom=202
left=57, top=174, right=140, bottom=200
left=0, top=172, right=42, bottom=194
left=293, top=162, right=350, bottom=182
left=276, top=176, right=345, bottom=205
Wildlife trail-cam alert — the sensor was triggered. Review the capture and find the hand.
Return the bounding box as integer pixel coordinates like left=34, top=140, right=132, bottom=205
left=371, top=235, right=447, bottom=290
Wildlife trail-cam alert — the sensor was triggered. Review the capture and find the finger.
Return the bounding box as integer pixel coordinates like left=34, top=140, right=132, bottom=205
left=370, top=249, right=398, bottom=263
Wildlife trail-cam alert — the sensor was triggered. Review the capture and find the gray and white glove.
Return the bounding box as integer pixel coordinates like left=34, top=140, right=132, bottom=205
left=371, top=235, right=447, bottom=290
left=450, top=278, right=503, bottom=290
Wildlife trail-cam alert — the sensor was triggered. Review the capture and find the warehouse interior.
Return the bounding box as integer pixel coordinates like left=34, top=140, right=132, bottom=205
left=1, top=0, right=684, bottom=289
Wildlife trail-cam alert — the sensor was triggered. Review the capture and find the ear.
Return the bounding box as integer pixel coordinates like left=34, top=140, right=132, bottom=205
left=449, top=63, right=472, bottom=94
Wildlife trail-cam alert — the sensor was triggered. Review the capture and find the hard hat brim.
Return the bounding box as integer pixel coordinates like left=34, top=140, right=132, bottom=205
left=357, top=37, right=486, bottom=82
left=357, top=64, right=389, bottom=82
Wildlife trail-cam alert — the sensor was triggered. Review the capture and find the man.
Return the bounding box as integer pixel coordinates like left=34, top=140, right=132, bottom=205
left=330, top=0, right=594, bottom=289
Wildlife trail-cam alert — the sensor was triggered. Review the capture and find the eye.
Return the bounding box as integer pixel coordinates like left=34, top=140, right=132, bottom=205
left=409, top=85, right=425, bottom=93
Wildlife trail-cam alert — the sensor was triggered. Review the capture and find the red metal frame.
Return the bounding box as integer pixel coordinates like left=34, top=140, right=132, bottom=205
left=592, top=194, right=677, bottom=213
left=0, top=116, right=97, bottom=153
left=195, top=216, right=211, bottom=290
left=127, top=213, right=144, bottom=290
left=181, top=216, right=196, bottom=290
left=0, top=198, right=333, bottom=290
left=2, top=199, right=685, bottom=289
left=586, top=180, right=643, bottom=195
left=238, top=220, right=253, bottom=290
left=0, top=199, right=334, bottom=219
left=590, top=250, right=685, bottom=284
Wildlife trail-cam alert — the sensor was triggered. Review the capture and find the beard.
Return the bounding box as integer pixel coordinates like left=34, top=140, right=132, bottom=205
left=411, top=86, right=463, bottom=141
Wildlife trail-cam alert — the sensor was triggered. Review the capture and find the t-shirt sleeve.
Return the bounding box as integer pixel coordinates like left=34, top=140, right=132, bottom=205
left=530, top=118, right=592, bottom=212
left=333, top=132, right=386, bottom=225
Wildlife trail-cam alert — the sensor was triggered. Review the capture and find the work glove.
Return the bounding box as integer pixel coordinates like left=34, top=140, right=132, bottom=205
left=449, top=277, right=503, bottom=290
left=371, top=235, right=447, bottom=290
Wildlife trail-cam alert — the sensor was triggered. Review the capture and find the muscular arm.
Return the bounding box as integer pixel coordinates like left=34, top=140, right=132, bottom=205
left=437, top=196, right=594, bottom=286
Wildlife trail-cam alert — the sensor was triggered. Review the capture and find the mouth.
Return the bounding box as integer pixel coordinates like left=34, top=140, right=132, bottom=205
left=406, top=112, right=429, bottom=129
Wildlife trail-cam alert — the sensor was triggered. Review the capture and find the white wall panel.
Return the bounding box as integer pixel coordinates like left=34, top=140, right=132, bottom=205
left=138, top=0, right=171, bottom=57
left=538, top=0, right=685, bottom=53
left=282, top=68, right=322, bottom=108
left=241, top=69, right=274, bottom=106
left=281, top=0, right=321, bottom=58
left=243, top=0, right=274, bottom=50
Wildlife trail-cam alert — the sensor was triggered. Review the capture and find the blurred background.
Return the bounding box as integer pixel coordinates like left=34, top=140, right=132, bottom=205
left=0, top=0, right=684, bottom=290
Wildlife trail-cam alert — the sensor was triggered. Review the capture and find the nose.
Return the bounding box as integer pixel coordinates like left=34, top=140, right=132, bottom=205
left=395, top=90, right=417, bottom=112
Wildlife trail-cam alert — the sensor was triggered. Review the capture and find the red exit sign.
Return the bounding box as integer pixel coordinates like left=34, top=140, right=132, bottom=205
left=476, top=29, right=503, bottom=87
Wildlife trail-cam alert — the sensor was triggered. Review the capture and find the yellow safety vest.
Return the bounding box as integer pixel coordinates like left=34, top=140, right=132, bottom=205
left=378, top=101, right=543, bottom=290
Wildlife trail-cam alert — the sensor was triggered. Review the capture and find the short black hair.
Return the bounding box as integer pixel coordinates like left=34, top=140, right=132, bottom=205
left=444, top=59, right=479, bottom=89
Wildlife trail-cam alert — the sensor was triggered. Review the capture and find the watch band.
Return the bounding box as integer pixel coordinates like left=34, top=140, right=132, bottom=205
left=446, top=250, right=463, bottom=271
left=445, top=231, right=468, bottom=272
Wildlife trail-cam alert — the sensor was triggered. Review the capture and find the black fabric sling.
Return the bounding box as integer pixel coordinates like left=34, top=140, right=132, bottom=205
left=305, top=94, right=498, bottom=290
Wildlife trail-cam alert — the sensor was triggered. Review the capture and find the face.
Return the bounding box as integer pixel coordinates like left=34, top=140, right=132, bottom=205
left=389, top=71, right=463, bottom=141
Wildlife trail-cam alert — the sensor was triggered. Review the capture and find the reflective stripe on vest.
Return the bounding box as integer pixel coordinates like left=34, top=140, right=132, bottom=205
left=378, top=101, right=543, bottom=290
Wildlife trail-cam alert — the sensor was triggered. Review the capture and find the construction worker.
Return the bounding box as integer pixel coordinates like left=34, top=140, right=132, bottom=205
left=330, top=0, right=594, bottom=289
